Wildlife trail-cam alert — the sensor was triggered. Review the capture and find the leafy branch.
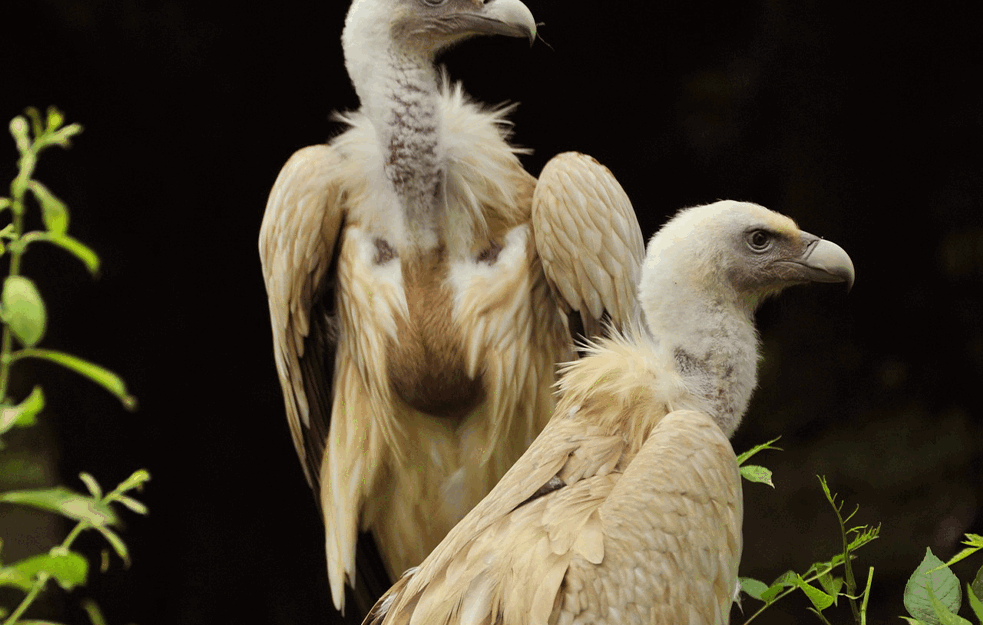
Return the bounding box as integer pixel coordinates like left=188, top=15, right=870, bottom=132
left=0, top=107, right=147, bottom=625
left=737, top=436, right=782, bottom=488
left=901, top=542, right=983, bottom=625
left=739, top=476, right=880, bottom=625
left=0, top=470, right=150, bottom=624
left=735, top=441, right=982, bottom=625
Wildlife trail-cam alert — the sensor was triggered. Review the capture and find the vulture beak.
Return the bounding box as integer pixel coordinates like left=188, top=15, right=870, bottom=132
left=791, top=232, right=856, bottom=291
left=446, top=0, right=537, bottom=44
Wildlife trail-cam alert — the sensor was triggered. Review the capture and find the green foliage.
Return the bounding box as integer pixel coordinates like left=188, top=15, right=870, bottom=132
left=736, top=439, right=982, bottom=625
left=901, top=547, right=983, bottom=625
left=736, top=437, right=880, bottom=625
left=0, top=107, right=148, bottom=625
left=737, top=436, right=781, bottom=488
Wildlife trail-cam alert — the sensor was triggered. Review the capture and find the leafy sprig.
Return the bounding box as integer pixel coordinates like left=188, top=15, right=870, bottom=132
left=0, top=107, right=148, bottom=625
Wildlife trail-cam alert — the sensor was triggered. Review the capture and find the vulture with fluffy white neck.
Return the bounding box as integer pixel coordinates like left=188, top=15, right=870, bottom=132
left=364, top=201, right=855, bottom=625
left=259, top=0, right=643, bottom=613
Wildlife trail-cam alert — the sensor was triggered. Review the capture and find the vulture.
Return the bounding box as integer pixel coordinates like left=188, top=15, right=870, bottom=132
left=364, top=200, right=855, bottom=625
left=258, top=0, right=644, bottom=612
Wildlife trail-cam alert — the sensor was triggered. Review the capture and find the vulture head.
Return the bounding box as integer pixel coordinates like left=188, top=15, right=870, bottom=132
left=343, top=0, right=537, bottom=97
left=637, top=200, right=855, bottom=436
left=640, top=200, right=854, bottom=320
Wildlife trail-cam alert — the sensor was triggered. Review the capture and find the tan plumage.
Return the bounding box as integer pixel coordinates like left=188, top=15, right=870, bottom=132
left=364, top=201, right=855, bottom=625
left=258, top=0, right=644, bottom=612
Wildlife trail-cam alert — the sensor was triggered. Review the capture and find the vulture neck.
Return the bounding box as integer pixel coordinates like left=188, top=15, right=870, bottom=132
left=355, top=47, right=446, bottom=253
left=645, top=288, right=760, bottom=437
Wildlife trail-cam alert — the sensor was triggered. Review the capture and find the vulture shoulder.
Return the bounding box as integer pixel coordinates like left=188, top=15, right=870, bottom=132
left=532, top=152, right=645, bottom=338
left=259, top=143, right=346, bottom=489
left=364, top=407, right=741, bottom=625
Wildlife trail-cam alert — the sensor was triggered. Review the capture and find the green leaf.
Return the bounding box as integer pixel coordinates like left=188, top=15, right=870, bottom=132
left=28, top=180, right=69, bottom=235
left=9, top=549, right=88, bottom=590
left=92, top=524, right=129, bottom=566
left=901, top=618, right=932, bottom=625
left=44, top=233, right=100, bottom=274
left=740, top=577, right=769, bottom=600
left=47, top=123, right=82, bottom=148
left=966, top=582, right=983, bottom=623
left=740, top=464, right=774, bottom=487
left=757, top=571, right=797, bottom=603
left=905, top=548, right=963, bottom=624
left=760, top=582, right=786, bottom=603
left=736, top=436, right=782, bottom=466
left=1, top=275, right=47, bottom=347
left=45, top=106, right=65, bottom=133
left=795, top=574, right=835, bottom=612
left=0, top=564, right=34, bottom=590
left=0, top=486, right=117, bottom=526
left=848, top=524, right=882, bottom=552
left=817, top=569, right=844, bottom=601
left=0, top=197, right=10, bottom=212
left=115, top=493, right=148, bottom=515
left=14, top=348, right=136, bottom=410
left=938, top=535, right=983, bottom=571
left=115, top=468, right=151, bottom=493
left=82, top=599, right=109, bottom=625
left=928, top=585, right=973, bottom=625
left=0, top=385, right=45, bottom=435
left=972, top=564, right=983, bottom=607
left=79, top=472, right=102, bottom=499
left=25, top=107, right=45, bottom=139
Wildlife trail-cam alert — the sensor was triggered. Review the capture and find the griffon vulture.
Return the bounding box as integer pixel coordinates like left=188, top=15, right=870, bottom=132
left=364, top=201, right=855, bottom=625
left=258, top=0, right=644, bottom=612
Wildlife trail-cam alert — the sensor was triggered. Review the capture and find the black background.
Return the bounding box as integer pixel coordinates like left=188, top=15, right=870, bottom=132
left=1, top=1, right=981, bottom=623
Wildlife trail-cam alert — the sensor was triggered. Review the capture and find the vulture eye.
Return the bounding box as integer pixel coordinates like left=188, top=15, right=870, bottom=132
left=746, top=230, right=773, bottom=252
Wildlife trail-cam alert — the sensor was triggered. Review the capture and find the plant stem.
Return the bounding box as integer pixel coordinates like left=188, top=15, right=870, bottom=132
left=836, top=512, right=861, bottom=621
left=0, top=135, right=36, bottom=402
left=859, top=567, right=873, bottom=625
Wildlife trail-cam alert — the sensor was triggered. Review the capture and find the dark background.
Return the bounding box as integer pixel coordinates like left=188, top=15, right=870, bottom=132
left=1, top=0, right=980, bottom=623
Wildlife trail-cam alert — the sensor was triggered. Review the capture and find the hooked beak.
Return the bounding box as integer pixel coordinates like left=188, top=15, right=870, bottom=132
left=790, top=232, right=856, bottom=291
left=443, top=0, right=537, bottom=45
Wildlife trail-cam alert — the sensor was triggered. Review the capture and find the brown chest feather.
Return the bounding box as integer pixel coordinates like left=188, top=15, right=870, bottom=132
left=387, top=247, right=484, bottom=420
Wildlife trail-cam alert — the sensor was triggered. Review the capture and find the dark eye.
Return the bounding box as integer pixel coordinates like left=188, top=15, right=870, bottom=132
left=746, top=230, right=772, bottom=252
left=423, top=0, right=448, bottom=5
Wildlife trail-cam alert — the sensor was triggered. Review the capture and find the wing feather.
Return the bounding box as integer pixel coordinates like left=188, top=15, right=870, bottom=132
left=259, top=143, right=346, bottom=488
left=365, top=408, right=742, bottom=625
left=562, top=409, right=742, bottom=624
left=363, top=407, right=627, bottom=625
left=531, top=152, right=645, bottom=340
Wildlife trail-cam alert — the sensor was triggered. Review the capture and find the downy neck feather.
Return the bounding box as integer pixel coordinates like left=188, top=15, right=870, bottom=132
left=344, top=10, right=447, bottom=252
left=635, top=219, right=761, bottom=438
left=332, top=76, right=531, bottom=259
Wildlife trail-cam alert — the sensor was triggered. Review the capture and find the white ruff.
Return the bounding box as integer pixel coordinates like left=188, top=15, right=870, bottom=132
left=330, top=77, right=530, bottom=258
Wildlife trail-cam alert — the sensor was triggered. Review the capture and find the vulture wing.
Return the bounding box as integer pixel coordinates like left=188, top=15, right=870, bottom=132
left=363, top=407, right=626, bottom=625
left=574, top=409, right=743, bottom=625
left=364, top=410, right=741, bottom=625
left=531, top=152, right=645, bottom=340
left=259, top=144, right=345, bottom=489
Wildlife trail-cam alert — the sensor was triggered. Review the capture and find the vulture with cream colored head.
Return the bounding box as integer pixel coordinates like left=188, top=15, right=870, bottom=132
left=364, top=201, right=855, bottom=625
left=258, top=0, right=644, bottom=613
